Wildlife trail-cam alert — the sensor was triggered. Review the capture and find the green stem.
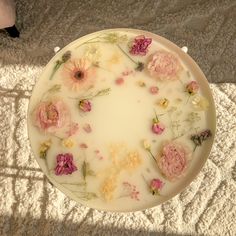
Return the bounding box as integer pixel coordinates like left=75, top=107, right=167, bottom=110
left=49, top=61, right=62, bottom=80
left=185, top=94, right=191, bottom=105
left=117, top=44, right=137, bottom=65
left=76, top=36, right=107, bottom=49
left=147, top=149, right=157, bottom=162
left=141, top=174, right=149, bottom=187
left=51, top=134, right=63, bottom=140
left=193, top=144, right=198, bottom=152
left=95, top=64, right=114, bottom=74
left=154, top=109, right=159, bottom=121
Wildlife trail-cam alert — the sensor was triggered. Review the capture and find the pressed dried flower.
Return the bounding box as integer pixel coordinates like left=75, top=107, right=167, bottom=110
left=150, top=86, right=159, bottom=94
left=157, top=141, right=190, bottom=181
left=79, top=99, right=92, bottom=112
left=34, top=100, right=70, bottom=133
left=83, top=123, right=92, bottom=133
left=186, top=81, right=199, bottom=95
left=135, top=62, right=144, bottom=71
left=100, top=175, right=117, bottom=201
left=129, top=35, right=152, bottom=56
left=122, top=182, right=140, bottom=201
left=152, top=121, right=165, bottom=135
left=50, top=51, right=71, bottom=80
left=66, top=122, right=79, bottom=137
left=63, top=58, right=95, bottom=92
left=61, top=51, right=71, bottom=63
left=121, top=151, right=142, bottom=170
left=115, top=78, right=124, bottom=85
left=138, top=81, right=146, bottom=87
left=102, top=32, right=128, bottom=44
left=84, top=45, right=101, bottom=65
left=150, top=178, right=164, bottom=195
left=158, top=98, right=169, bottom=109
left=39, top=139, right=52, bottom=158
left=191, top=129, right=212, bottom=151
left=80, top=143, right=88, bottom=149
left=151, top=111, right=165, bottom=135
left=54, top=153, right=77, bottom=175
left=143, top=139, right=151, bottom=150
left=147, top=50, right=182, bottom=80
left=62, top=138, right=75, bottom=148
left=192, top=95, right=209, bottom=111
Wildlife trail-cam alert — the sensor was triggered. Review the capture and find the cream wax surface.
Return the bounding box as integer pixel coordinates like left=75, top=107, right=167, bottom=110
left=27, top=29, right=215, bottom=212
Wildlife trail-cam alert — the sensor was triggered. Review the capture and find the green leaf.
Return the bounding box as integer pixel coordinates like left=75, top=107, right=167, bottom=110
left=102, top=33, right=128, bottom=44
left=94, top=88, right=111, bottom=97
left=39, top=151, right=47, bottom=159
left=82, top=161, right=87, bottom=180
left=86, top=170, right=96, bottom=176
left=49, top=60, right=63, bottom=80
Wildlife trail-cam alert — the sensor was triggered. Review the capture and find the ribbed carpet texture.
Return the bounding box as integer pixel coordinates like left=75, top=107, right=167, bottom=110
left=0, top=0, right=236, bottom=235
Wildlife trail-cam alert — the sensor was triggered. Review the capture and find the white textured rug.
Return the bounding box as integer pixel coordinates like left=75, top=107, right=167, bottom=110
left=0, top=0, right=236, bottom=235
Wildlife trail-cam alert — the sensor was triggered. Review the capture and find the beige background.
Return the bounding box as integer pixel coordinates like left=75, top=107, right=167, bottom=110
left=0, top=0, right=236, bottom=235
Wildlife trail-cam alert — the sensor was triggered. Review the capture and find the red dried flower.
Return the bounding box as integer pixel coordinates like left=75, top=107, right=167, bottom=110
left=129, top=35, right=152, bottom=56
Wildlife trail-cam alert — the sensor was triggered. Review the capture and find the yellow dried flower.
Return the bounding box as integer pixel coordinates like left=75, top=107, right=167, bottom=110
left=100, top=175, right=117, bottom=201
left=137, top=81, right=146, bottom=87
left=120, top=151, right=142, bottom=170
left=108, top=53, right=122, bottom=65
left=84, top=45, right=101, bottom=64
left=62, top=138, right=75, bottom=148
left=143, top=139, right=151, bottom=150
left=158, top=98, right=169, bottom=108
left=192, top=95, right=209, bottom=111
left=39, top=139, right=52, bottom=158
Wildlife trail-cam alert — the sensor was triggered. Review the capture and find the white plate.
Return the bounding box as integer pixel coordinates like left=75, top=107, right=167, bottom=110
left=27, top=28, right=216, bottom=212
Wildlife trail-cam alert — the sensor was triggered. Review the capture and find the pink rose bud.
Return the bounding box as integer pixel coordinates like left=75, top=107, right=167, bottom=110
left=150, top=86, right=159, bottom=94
left=186, top=81, right=199, bottom=95
left=152, top=120, right=165, bottom=135
left=150, top=178, right=164, bottom=195
left=79, top=99, right=91, bottom=112
left=115, top=77, right=124, bottom=85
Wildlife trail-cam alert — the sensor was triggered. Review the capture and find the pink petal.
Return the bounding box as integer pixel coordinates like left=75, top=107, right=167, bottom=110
left=83, top=123, right=92, bottom=133
left=115, top=78, right=124, bottom=85
left=80, top=143, right=88, bottom=149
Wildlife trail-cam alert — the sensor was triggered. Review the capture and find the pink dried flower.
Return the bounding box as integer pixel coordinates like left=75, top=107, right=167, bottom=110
left=34, top=100, right=70, bottom=133
left=152, top=122, right=165, bottom=135
left=63, top=58, right=95, bottom=92
left=122, top=69, right=134, bottom=76
left=129, top=35, right=152, bottom=56
left=80, top=143, right=88, bottom=149
left=83, top=123, right=92, bottom=133
left=150, top=178, right=164, bottom=195
left=147, top=50, right=182, bottom=80
left=123, top=182, right=140, bottom=201
left=157, top=141, right=189, bottom=181
left=186, top=81, right=199, bottom=95
left=54, top=153, right=77, bottom=175
left=115, top=78, right=124, bottom=85
left=150, top=86, right=159, bottom=94
left=66, top=122, right=79, bottom=137
left=79, top=99, right=91, bottom=112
